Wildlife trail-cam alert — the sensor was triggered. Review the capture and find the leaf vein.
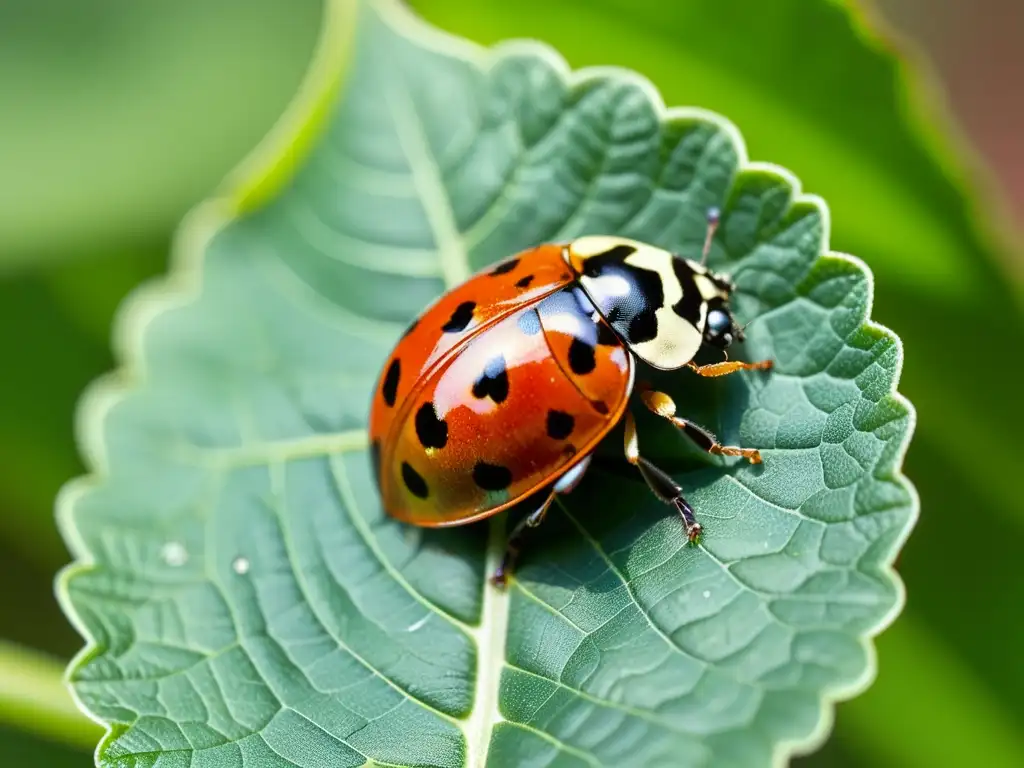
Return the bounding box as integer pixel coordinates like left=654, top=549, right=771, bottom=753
left=267, top=460, right=463, bottom=730
left=500, top=720, right=603, bottom=768
left=285, top=197, right=444, bottom=278
left=328, top=454, right=475, bottom=634
left=503, top=663, right=701, bottom=740
left=201, top=429, right=370, bottom=470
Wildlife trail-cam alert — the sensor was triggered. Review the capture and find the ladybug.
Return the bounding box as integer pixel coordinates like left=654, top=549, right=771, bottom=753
left=368, top=210, right=772, bottom=586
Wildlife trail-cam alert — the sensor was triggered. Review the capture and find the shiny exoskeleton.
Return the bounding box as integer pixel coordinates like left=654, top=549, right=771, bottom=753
left=369, top=213, right=773, bottom=586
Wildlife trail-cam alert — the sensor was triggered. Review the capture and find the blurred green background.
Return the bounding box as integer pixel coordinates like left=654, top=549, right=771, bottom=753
left=0, top=0, right=1021, bottom=765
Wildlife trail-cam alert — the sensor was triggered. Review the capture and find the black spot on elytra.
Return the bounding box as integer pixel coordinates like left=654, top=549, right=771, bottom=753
left=628, top=310, right=659, bottom=344
left=472, top=356, right=509, bottom=403
left=382, top=359, right=400, bottom=407
left=568, top=337, right=596, bottom=375
left=442, top=301, right=476, bottom=333
left=473, top=461, right=513, bottom=491
left=490, top=259, right=519, bottom=275
left=518, top=310, right=541, bottom=336
left=596, top=320, right=619, bottom=346
left=370, top=439, right=382, bottom=480
left=401, top=462, right=428, bottom=498
left=515, top=274, right=534, bottom=289
left=592, top=400, right=609, bottom=414
left=414, top=402, right=448, bottom=449
left=546, top=410, right=575, bottom=440
left=671, top=259, right=704, bottom=324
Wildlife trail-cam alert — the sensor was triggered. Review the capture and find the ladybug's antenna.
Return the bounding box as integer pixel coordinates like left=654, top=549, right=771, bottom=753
left=738, top=316, right=760, bottom=334
left=700, top=207, right=721, bottom=267
left=735, top=316, right=761, bottom=342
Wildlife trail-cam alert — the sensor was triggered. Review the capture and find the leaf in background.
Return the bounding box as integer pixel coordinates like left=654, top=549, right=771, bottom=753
left=57, top=1, right=916, bottom=765
left=0, top=0, right=323, bottom=564
left=821, top=619, right=1024, bottom=768
left=0, top=249, right=171, bottom=570
left=0, top=271, right=120, bottom=567
left=0, top=0, right=322, bottom=270
left=0, top=0, right=321, bottom=564
left=0, top=726, right=92, bottom=768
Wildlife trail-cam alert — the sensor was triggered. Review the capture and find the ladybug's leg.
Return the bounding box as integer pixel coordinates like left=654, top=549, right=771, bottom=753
left=623, top=412, right=703, bottom=543
left=686, top=359, right=772, bottom=377
left=490, top=492, right=555, bottom=588
left=491, top=455, right=593, bottom=588
left=639, top=388, right=763, bottom=464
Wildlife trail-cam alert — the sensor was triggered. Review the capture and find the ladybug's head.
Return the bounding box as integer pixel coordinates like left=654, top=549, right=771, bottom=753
left=702, top=271, right=743, bottom=349
left=703, top=302, right=743, bottom=349
left=565, top=234, right=748, bottom=370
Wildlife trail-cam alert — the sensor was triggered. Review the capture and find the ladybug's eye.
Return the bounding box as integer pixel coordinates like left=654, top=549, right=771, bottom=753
left=707, top=309, right=730, bottom=334
left=704, top=308, right=735, bottom=349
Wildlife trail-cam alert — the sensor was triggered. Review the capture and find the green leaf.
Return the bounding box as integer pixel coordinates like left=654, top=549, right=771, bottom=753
left=57, top=1, right=917, bottom=765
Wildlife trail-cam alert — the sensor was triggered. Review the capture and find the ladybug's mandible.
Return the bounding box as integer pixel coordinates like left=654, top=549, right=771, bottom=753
left=368, top=211, right=772, bottom=586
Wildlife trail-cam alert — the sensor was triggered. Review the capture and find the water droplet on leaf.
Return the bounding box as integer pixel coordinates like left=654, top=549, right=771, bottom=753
left=161, top=542, right=188, bottom=567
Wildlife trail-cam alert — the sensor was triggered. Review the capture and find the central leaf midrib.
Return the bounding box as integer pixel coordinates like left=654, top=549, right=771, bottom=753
left=381, top=38, right=509, bottom=765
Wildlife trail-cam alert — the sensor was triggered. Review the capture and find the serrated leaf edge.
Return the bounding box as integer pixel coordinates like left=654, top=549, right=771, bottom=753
left=53, top=1, right=920, bottom=765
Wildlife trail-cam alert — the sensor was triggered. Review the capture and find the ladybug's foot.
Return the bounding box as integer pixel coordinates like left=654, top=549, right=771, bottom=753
left=672, top=498, right=703, bottom=545
left=490, top=529, right=525, bottom=590
left=489, top=561, right=512, bottom=590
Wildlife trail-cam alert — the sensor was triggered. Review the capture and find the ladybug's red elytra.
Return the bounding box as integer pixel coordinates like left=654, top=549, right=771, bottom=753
left=368, top=211, right=772, bottom=586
